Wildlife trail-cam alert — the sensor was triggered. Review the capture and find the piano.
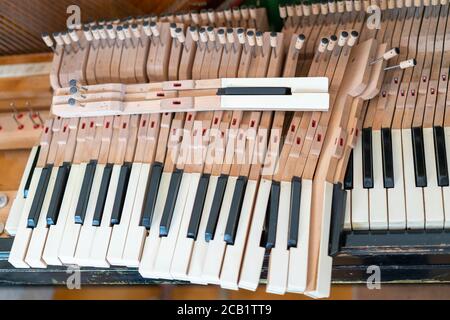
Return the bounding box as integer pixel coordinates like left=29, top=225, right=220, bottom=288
left=0, top=0, right=448, bottom=299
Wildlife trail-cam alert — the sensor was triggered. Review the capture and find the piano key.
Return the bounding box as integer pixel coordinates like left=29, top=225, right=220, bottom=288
left=58, top=163, right=88, bottom=264
left=423, top=127, right=444, bottom=229
left=42, top=165, right=81, bottom=266
left=344, top=191, right=352, bottom=230
left=224, top=175, right=247, bottom=245
left=159, top=168, right=183, bottom=237
left=23, top=147, right=40, bottom=199
left=74, top=160, right=97, bottom=224
left=362, top=128, right=373, bottom=189
left=443, top=126, right=450, bottom=228
left=170, top=173, right=202, bottom=280
left=25, top=166, right=58, bottom=268
left=187, top=173, right=210, bottom=240
left=304, top=181, right=334, bottom=299
left=220, top=180, right=257, bottom=290
left=27, top=164, right=53, bottom=228
left=202, top=176, right=236, bottom=284
left=110, top=162, right=133, bottom=226
left=266, top=181, right=280, bottom=250
left=343, top=151, right=353, bottom=190
left=139, top=172, right=171, bottom=278
left=239, top=178, right=271, bottom=291
left=73, top=164, right=105, bottom=266
left=46, top=163, right=71, bottom=226
left=351, top=134, right=369, bottom=230
left=287, top=176, right=301, bottom=248
left=8, top=168, right=42, bottom=268
left=387, top=129, right=406, bottom=230
left=140, top=162, right=163, bottom=229
left=107, top=162, right=142, bottom=265
left=92, top=163, right=113, bottom=227
left=122, top=163, right=152, bottom=267
left=381, top=128, right=395, bottom=189
left=433, top=126, right=449, bottom=187
left=411, top=126, right=427, bottom=188
left=402, top=129, right=425, bottom=229
left=204, top=174, right=228, bottom=242
left=6, top=146, right=40, bottom=236
left=369, top=130, right=388, bottom=230
left=328, top=183, right=346, bottom=257
left=153, top=172, right=192, bottom=279
left=187, top=175, right=218, bottom=284
left=88, top=164, right=121, bottom=267
left=266, top=180, right=290, bottom=295
left=287, top=178, right=311, bottom=293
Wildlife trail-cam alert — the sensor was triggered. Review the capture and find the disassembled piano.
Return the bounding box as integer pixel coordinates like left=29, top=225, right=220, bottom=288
left=1, top=0, right=449, bottom=299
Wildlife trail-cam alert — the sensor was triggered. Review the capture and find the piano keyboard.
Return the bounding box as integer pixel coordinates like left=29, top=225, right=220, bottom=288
left=7, top=0, right=445, bottom=299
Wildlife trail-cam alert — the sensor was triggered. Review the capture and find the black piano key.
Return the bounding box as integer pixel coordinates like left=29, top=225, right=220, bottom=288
left=343, top=151, right=353, bottom=190
left=187, top=173, right=210, bottom=240
left=140, top=162, right=164, bottom=230
left=224, top=176, right=248, bottom=245
left=259, top=193, right=271, bottom=248
left=27, top=164, right=53, bottom=228
left=266, top=181, right=280, bottom=250
left=288, top=176, right=302, bottom=249
left=433, top=126, right=449, bottom=187
left=205, top=174, right=228, bottom=242
left=110, top=162, right=132, bottom=225
left=362, top=128, right=374, bottom=189
left=74, top=160, right=97, bottom=224
left=24, top=146, right=40, bottom=198
left=381, top=128, right=395, bottom=189
left=46, top=163, right=71, bottom=226
left=92, top=164, right=113, bottom=227
left=216, top=86, right=292, bottom=96
left=328, top=183, right=347, bottom=257
left=411, top=127, right=427, bottom=187
left=159, top=168, right=183, bottom=237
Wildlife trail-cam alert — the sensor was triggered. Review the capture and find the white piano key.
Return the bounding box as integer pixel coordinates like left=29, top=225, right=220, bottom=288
left=351, top=134, right=369, bottom=230
left=6, top=146, right=39, bottom=236
left=107, top=163, right=142, bottom=265
left=201, top=176, right=236, bottom=284
left=443, top=127, right=450, bottom=228
left=8, top=169, right=41, bottom=268
left=220, top=180, right=257, bottom=290
left=121, top=163, right=151, bottom=267
left=402, top=129, right=425, bottom=229
left=238, top=178, right=271, bottom=291
left=25, top=167, right=58, bottom=268
left=74, top=164, right=105, bottom=266
left=88, top=164, right=121, bottom=267
left=43, top=165, right=81, bottom=266
left=387, top=129, right=406, bottom=229
left=170, top=173, right=201, bottom=281
left=266, top=181, right=290, bottom=295
left=138, top=172, right=171, bottom=278
left=287, top=178, right=311, bottom=293
left=58, top=163, right=87, bottom=265
left=369, top=130, right=388, bottom=230
left=423, top=128, right=444, bottom=229
left=305, top=181, right=333, bottom=299
left=344, top=191, right=352, bottom=230
left=153, top=173, right=192, bottom=279
left=187, top=175, right=218, bottom=285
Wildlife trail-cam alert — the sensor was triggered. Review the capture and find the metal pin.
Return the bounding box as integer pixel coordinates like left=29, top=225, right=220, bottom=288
left=370, top=47, right=400, bottom=65
left=270, top=32, right=278, bottom=58
left=69, top=79, right=88, bottom=92
left=217, top=28, right=227, bottom=53
left=26, top=102, right=40, bottom=128
left=384, top=58, right=416, bottom=70
left=70, top=86, right=86, bottom=99
left=293, top=34, right=305, bottom=59
left=255, top=31, right=264, bottom=57
left=10, top=102, right=23, bottom=129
